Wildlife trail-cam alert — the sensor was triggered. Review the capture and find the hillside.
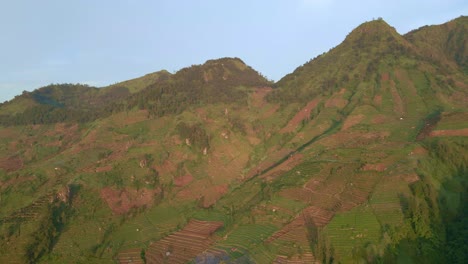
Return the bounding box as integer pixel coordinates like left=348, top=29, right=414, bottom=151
left=0, top=18, right=467, bottom=264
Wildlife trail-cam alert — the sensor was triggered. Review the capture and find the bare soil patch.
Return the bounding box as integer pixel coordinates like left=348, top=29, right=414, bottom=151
left=325, top=97, right=347, bottom=109
left=381, top=72, right=389, bottom=82
left=0, top=156, right=23, bottom=172
left=361, top=163, right=386, bottom=172
left=412, top=146, right=427, bottom=155
left=251, top=87, right=273, bottom=108
left=401, top=173, right=420, bottom=183
left=430, top=128, right=468, bottom=137
left=373, top=95, right=382, bottom=106
left=372, top=114, right=386, bottom=124
left=95, top=165, right=113, bottom=173
left=280, top=98, right=320, bottom=133
left=100, top=187, right=161, bottom=214
left=174, top=174, right=194, bottom=187
left=342, top=114, right=365, bottom=130
left=389, top=79, right=405, bottom=116
left=450, top=91, right=468, bottom=105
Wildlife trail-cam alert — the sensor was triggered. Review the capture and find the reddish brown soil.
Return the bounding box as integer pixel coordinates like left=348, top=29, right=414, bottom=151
left=154, top=151, right=185, bottom=176
left=174, top=174, right=194, bottom=187
left=245, top=124, right=262, bottom=145
left=145, top=219, right=223, bottom=264
left=100, top=187, right=160, bottom=214
left=381, top=72, right=389, bottom=82
left=361, top=163, right=387, bottom=172
left=95, top=165, right=113, bottom=173
left=342, top=114, right=365, bottom=130
left=0, top=127, right=18, bottom=139
left=372, top=114, right=386, bottom=124
left=325, top=97, right=347, bottom=109
left=205, top=138, right=250, bottom=182
left=195, top=108, right=208, bottom=119
left=401, top=173, right=420, bottom=183
left=455, top=80, right=468, bottom=89
left=412, top=146, right=427, bottom=155
left=280, top=98, right=320, bottom=133
left=0, top=156, right=23, bottom=172
left=373, top=95, right=382, bottom=106
left=389, top=80, right=405, bottom=115
left=214, top=184, right=228, bottom=195
left=175, top=178, right=227, bottom=208
left=44, top=123, right=78, bottom=137
left=430, top=128, right=468, bottom=137
left=251, top=87, right=273, bottom=108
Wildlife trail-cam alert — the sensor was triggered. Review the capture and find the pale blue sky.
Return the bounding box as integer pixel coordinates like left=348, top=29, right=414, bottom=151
left=0, top=0, right=466, bottom=102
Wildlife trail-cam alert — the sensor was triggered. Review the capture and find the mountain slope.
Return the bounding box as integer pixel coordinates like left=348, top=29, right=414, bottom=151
left=0, top=18, right=467, bottom=264
left=405, top=16, right=468, bottom=73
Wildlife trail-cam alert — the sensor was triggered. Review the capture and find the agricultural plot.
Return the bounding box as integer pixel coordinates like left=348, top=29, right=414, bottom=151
left=324, top=204, right=381, bottom=262
left=116, top=248, right=144, bottom=264
left=145, top=219, right=223, bottom=264
left=218, top=224, right=277, bottom=250
left=273, top=253, right=316, bottom=264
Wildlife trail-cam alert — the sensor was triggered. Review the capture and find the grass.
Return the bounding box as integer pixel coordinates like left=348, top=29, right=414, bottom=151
left=325, top=204, right=382, bottom=262
left=269, top=195, right=308, bottom=214
left=217, top=224, right=278, bottom=252
left=435, top=112, right=468, bottom=130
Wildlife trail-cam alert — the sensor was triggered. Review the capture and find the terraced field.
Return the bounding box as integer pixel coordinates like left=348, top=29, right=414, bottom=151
left=145, top=219, right=223, bottom=264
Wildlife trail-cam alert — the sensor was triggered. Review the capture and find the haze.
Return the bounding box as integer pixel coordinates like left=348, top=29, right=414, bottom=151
left=0, top=0, right=466, bottom=102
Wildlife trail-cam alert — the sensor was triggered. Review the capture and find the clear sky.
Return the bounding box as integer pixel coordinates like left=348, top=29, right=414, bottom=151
left=0, top=0, right=466, bottom=102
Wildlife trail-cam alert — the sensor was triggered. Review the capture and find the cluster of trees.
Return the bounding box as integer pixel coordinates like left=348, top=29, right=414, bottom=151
left=0, top=58, right=270, bottom=126
left=122, top=58, right=269, bottom=118
left=26, top=196, right=73, bottom=263
left=176, top=122, right=210, bottom=151
left=383, top=138, right=468, bottom=262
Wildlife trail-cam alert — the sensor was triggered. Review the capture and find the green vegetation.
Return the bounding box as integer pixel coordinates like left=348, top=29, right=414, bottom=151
left=0, top=17, right=467, bottom=263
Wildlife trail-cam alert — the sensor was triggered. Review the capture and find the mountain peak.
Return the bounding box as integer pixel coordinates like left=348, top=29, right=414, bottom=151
left=175, top=57, right=270, bottom=87
left=203, top=57, right=249, bottom=71
left=343, top=18, right=403, bottom=46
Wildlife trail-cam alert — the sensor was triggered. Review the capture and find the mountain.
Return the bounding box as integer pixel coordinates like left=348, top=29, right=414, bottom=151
left=0, top=57, right=269, bottom=125
left=405, top=16, right=468, bottom=73
left=0, top=18, right=467, bottom=264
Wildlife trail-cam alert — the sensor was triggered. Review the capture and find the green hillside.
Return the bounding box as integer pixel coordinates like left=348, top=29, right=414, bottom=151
left=0, top=18, right=467, bottom=264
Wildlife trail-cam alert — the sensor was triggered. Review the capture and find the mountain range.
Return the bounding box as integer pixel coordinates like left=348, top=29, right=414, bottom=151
left=0, top=16, right=467, bottom=263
